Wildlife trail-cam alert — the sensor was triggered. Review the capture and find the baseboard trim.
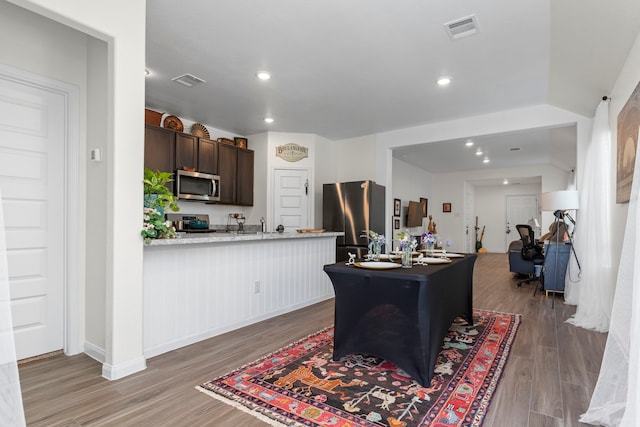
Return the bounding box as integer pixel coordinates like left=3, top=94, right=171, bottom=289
left=101, top=356, right=146, bottom=380
left=83, top=341, right=105, bottom=363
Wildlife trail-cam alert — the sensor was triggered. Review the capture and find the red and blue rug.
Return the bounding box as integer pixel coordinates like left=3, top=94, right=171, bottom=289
left=197, top=309, right=520, bottom=426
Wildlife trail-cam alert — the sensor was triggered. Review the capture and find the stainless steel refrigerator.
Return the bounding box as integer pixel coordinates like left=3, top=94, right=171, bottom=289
left=323, top=180, right=386, bottom=262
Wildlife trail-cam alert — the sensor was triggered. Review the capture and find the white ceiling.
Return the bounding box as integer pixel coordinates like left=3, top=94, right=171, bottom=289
left=145, top=0, right=640, bottom=175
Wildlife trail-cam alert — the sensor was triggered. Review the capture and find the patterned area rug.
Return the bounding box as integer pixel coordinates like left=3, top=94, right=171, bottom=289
left=197, top=309, right=520, bottom=427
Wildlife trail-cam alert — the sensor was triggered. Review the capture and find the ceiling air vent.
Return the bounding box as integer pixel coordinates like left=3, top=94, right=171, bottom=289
left=171, top=73, right=206, bottom=87
left=444, top=15, right=479, bottom=40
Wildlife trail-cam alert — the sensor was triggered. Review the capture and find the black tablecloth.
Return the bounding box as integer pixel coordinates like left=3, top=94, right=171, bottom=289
left=323, top=254, right=477, bottom=386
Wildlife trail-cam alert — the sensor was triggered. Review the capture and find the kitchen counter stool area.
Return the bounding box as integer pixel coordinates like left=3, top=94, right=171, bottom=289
left=143, top=232, right=341, bottom=358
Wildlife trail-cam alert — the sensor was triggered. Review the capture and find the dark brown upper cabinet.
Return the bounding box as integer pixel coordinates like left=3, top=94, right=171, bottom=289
left=175, top=132, right=198, bottom=171
left=144, top=125, right=176, bottom=191
left=217, top=142, right=237, bottom=204
left=236, top=148, right=254, bottom=206
left=144, top=124, right=253, bottom=206
left=197, top=138, right=218, bottom=175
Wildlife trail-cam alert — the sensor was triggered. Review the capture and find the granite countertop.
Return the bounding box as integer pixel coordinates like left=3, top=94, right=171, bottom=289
left=145, top=231, right=344, bottom=246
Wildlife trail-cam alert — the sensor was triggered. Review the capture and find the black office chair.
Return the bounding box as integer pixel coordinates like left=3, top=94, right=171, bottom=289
left=515, top=224, right=544, bottom=290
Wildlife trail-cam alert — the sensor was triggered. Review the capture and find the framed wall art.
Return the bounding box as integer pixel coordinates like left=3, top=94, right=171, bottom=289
left=394, top=218, right=400, bottom=230
left=443, top=202, right=452, bottom=213
left=420, top=198, right=428, bottom=217
left=234, top=137, right=248, bottom=149
left=393, top=198, right=401, bottom=216
left=617, top=81, right=640, bottom=203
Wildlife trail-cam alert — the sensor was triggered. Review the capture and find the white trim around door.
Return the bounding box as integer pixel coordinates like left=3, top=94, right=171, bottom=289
left=0, top=63, right=81, bottom=357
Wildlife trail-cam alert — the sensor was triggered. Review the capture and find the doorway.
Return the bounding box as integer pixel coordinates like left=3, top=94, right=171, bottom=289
left=273, top=169, right=310, bottom=232
left=505, top=195, right=539, bottom=251
left=0, top=64, right=78, bottom=359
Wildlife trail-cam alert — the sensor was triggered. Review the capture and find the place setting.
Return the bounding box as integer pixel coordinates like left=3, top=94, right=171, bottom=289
left=345, top=252, right=403, bottom=269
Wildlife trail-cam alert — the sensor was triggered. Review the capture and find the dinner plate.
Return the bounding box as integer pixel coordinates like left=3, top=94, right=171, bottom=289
left=354, top=261, right=402, bottom=270
left=421, top=257, right=452, bottom=264
left=391, top=251, right=420, bottom=256
left=434, top=253, right=464, bottom=258
left=378, top=254, right=401, bottom=260
left=419, top=248, right=444, bottom=253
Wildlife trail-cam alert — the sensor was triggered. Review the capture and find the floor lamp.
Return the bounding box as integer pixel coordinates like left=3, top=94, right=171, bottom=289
left=541, top=190, right=580, bottom=307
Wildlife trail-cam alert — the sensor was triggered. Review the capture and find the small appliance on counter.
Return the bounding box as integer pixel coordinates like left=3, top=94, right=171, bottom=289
left=166, top=213, right=216, bottom=233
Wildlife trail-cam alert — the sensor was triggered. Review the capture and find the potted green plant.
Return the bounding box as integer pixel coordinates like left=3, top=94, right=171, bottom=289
left=143, top=168, right=179, bottom=213
left=142, top=168, right=180, bottom=243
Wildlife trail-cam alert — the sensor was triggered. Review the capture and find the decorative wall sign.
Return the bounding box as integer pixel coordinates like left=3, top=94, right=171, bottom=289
left=275, top=143, right=308, bottom=162
left=617, top=80, right=640, bottom=203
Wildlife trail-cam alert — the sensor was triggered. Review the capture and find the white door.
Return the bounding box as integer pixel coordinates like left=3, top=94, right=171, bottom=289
left=273, top=169, right=310, bottom=232
left=0, top=74, right=65, bottom=359
left=505, top=195, right=538, bottom=252
left=463, top=183, right=474, bottom=253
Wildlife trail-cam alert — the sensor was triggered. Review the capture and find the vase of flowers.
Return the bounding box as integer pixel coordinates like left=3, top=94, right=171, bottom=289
left=422, top=231, right=438, bottom=255
left=142, top=207, right=177, bottom=243
left=396, top=231, right=417, bottom=268
left=142, top=168, right=180, bottom=243
left=365, top=230, right=385, bottom=261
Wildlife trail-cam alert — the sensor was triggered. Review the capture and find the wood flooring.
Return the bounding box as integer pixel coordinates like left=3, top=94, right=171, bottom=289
left=19, top=253, right=607, bottom=426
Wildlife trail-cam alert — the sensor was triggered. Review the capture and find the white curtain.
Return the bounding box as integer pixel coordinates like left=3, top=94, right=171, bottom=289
left=565, top=100, right=615, bottom=332
left=580, top=123, right=640, bottom=425
left=0, top=190, right=26, bottom=426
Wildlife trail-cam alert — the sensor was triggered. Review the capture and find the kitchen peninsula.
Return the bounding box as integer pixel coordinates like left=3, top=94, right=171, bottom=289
left=143, top=231, right=342, bottom=358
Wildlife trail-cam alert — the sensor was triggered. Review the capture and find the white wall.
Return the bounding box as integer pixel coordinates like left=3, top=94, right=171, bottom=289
left=392, top=157, right=433, bottom=235
left=335, top=135, right=378, bottom=183
left=314, top=135, right=337, bottom=228
left=474, top=183, right=541, bottom=253
left=11, top=0, right=148, bottom=379
left=85, top=37, right=108, bottom=352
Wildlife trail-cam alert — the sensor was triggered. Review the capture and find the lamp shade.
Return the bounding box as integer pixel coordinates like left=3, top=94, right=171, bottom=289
left=541, top=190, right=579, bottom=211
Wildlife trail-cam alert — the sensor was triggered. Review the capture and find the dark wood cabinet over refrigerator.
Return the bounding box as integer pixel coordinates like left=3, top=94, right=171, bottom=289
left=237, top=148, right=254, bottom=206
left=217, top=143, right=237, bottom=204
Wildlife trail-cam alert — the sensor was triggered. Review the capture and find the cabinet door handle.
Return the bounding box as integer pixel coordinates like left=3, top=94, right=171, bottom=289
left=304, top=179, right=309, bottom=195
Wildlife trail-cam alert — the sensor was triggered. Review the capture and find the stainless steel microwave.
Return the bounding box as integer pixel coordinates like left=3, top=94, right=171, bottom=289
left=175, top=170, right=220, bottom=202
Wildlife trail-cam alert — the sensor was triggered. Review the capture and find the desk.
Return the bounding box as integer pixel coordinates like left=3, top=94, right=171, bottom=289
left=323, top=254, right=477, bottom=386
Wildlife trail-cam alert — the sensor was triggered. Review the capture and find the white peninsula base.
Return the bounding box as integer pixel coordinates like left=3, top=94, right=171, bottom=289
left=143, top=232, right=340, bottom=358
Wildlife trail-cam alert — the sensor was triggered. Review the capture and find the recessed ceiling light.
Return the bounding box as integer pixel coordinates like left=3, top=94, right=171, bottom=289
left=475, top=148, right=483, bottom=156
left=437, top=77, right=451, bottom=86
left=483, top=157, right=490, bottom=163
left=465, top=140, right=474, bottom=147
left=256, top=71, right=271, bottom=80
left=264, top=117, right=274, bottom=124
left=503, top=179, right=509, bottom=185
